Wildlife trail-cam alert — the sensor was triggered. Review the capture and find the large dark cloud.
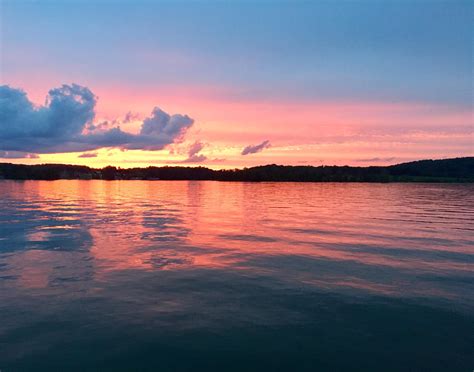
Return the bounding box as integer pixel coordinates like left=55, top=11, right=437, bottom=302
left=241, top=140, right=270, bottom=155
left=0, top=84, right=194, bottom=154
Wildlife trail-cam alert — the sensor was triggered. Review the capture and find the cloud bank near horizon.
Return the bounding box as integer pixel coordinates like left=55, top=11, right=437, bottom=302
left=0, top=150, right=39, bottom=159
left=0, top=84, right=194, bottom=156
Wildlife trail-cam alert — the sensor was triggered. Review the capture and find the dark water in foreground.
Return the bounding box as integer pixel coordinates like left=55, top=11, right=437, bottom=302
left=0, top=181, right=473, bottom=371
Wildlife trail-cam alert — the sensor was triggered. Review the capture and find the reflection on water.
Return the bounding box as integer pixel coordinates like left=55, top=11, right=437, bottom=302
left=0, top=181, right=473, bottom=371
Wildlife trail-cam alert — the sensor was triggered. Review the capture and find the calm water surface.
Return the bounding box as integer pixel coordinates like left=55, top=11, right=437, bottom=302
left=0, top=181, right=473, bottom=371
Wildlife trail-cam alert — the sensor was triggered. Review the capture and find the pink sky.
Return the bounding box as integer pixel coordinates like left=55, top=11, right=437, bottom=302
left=1, top=0, right=472, bottom=168
left=3, top=78, right=471, bottom=169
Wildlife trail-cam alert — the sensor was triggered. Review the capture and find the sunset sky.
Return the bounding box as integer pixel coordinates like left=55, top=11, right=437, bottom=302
left=1, top=0, right=472, bottom=168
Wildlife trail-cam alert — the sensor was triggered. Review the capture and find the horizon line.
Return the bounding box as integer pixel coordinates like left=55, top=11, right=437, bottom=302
left=1, top=156, right=472, bottom=171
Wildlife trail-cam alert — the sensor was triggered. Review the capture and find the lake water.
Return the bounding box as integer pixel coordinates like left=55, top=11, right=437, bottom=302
left=0, top=181, right=473, bottom=371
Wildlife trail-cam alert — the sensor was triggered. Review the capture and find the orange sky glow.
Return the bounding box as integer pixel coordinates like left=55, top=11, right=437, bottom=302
left=3, top=79, right=472, bottom=169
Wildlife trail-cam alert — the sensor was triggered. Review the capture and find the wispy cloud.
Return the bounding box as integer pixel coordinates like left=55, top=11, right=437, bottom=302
left=123, top=111, right=141, bottom=123
left=78, top=152, right=98, bottom=158
left=355, top=157, right=396, bottom=163
left=182, top=141, right=207, bottom=163
left=241, top=140, right=271, bottom=155
left=0, top=151, right=39, bottom=159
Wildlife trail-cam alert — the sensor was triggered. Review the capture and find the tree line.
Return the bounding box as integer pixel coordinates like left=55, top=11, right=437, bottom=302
left=0, top=157, right=472, bottom=182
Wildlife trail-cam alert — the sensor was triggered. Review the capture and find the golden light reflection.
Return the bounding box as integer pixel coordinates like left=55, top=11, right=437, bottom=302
left=0, top=181, right=473, bottom=301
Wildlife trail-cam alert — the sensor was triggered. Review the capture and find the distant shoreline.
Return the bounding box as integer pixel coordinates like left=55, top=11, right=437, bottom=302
left=0, top=157, right=473, bottom=182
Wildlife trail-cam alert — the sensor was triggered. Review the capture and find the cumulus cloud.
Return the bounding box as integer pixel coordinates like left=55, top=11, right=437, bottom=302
left=241, top=140, right=271, bottom=155
left=0, top=84, right=194, bottom=155
left=182, top=141, right=207, bottom=163
left=133, top=108, right=193, bottom=150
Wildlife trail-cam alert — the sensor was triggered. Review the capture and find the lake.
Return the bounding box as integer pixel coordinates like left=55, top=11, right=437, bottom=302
left=0, top=181, right=473, bottom=371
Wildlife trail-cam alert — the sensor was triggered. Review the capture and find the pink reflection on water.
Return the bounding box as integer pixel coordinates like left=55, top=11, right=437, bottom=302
left=0, top=180, right=473, bottom=303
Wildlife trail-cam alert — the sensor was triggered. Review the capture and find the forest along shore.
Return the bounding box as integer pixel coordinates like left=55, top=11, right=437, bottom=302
left=0, top=157, right=473, bottom=182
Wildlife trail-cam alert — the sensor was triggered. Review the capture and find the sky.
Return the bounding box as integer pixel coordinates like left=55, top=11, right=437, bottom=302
left=0, top=0, right=472, bottom=168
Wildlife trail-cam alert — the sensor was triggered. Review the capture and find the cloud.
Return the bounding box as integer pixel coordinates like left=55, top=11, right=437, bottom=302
left=188, top=141, right=205, bottom=157
left=0, top=84, right=194, bottom=154
left=182, top=141, right=207, bottom=163
left=185, top=154, right=207, bottom=163
left=0, top=150, right=39, bottom=159
left=355, top=157, right=396, bottom=163
left=78, top=152, right=98, bottom=158
left=241, top=140, right=271, bottom=155
left=134, top=108, right=193, bottom=150
left=86, top=119, right=117, bottom=132
left=123, top=111, right=141, bottom=123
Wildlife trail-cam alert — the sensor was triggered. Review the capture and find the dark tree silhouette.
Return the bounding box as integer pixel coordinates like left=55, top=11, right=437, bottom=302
left=0, top=157, right=472, bottom=182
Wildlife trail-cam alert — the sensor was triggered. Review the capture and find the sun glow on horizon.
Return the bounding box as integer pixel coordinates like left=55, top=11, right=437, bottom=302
left=1, top=0, right=472, bottom=167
